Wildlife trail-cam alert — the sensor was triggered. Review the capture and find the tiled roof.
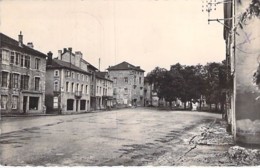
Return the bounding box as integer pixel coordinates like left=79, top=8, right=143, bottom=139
left=81, top=58, right=98, bottom=71
left=107, top=61, right=145, bottom=72
left=47, top=58, right=91, bottom=75
left=0, top=33, right=47, bottom=58
left=96, top=71, right=113, bottom=82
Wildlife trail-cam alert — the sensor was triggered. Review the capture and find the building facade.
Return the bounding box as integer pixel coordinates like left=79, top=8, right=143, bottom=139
left=0, top=32, right=47, bottom=114
left=45, top=51, right=92, bottom=114
left=224, top=0, right=260, bottom=146
left=107, top=61, right=145, bottom=107
left=96, top=72, right=113, bottom=110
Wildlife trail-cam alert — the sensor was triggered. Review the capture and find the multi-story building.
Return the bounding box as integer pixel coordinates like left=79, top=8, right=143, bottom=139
left=95, top=72, right=113, bottom=109
left=45, top=51, right=92, bottom=114
left=107, top=61, right=145, bottom=107
left=0, top=32, right=47, bottom=114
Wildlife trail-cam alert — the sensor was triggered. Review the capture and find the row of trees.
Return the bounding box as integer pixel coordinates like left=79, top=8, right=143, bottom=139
left=146, top=61, right=229, bottom=112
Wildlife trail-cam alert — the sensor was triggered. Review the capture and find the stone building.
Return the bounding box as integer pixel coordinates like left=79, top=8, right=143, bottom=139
left=107, top=61, right=145, bottom=107
left=0, top=32, right=47, bottom=114
left=224, top=0, right=260, bottom=146
left=45, top=51, right=92, bottom=114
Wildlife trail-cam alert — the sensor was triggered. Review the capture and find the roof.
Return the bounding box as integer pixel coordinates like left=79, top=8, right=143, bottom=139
left=96, top=71, right=113, bottom=82
left=107, top=61, right=145, bottom=72
left=0, top=32, right=47, bottom=58
left=47, top=58, right=91, bottom=75
left=81, top=58, right=98, bottom=71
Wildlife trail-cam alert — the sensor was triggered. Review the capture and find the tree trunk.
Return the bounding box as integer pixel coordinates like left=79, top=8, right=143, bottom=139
left=215, top=103, right=218, bottom=112
left=199, top=99, right=202, bottom=111
left=184, top=102, right=186, bottom=110
left=209, top=104, right=212, bottom=111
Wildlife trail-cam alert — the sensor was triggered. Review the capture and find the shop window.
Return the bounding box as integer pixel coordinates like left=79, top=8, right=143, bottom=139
left=29, top=97, right=39, bottom=110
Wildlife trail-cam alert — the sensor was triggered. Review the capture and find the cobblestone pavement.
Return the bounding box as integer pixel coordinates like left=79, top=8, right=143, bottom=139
left=0, top=108, right=239, bottom=166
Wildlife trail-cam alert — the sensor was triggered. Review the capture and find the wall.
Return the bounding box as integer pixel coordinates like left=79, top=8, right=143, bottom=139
left=234, top=0, right=260, bottom=145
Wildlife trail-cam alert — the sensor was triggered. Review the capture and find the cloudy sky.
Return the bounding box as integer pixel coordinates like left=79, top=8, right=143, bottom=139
left=0, top=0, right=225, bottom=74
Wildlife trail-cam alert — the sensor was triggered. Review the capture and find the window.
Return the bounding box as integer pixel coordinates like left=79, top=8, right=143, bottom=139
left=1, top=71, right=8, bottom=87
left=77, top=73, right=80, bottom=80
left=67, top=99, right=74, bottom=110
left=12, top=96, right=18, bottom=109
left=72, top=72, right=74, bottom=78
left=1, top=95, right=7, bottom=109
left=53, top=97, right=58, bottom=109
left=124, top=88, right=128, bottom=93
left=85, top=85, right=88, bottom=94
left=76, top=83, right=79, bottom=92
left=71, top=83, right=74, bottom=92
left=12, top=73, right=19, bottom=88
left=82, top=74, right=84, bottom=81
left=96, top=86, right=99, bottom=94
left=35, top=77, right=40, bottom=91
left=113, top=77, right=117, bottom=84
left=139, top=77, right=142, bottom=84
left=65, top=70, right=71, bottom=77
left=124, top=77, right=128, bottom=83
left=81, top=84, right=83, bottom=92
left=134, top=76, right=136, bottom=83
left=21, top=55, right=24, bottom=67
left=15, top=53, right=20, bottom=65
left=54, top=70, right=59, bottom=77
left=86, top=75, right=88, bottom=82
left=10, top=52, right=15, bottom=64
left=66, top=82, right=69, bottom=92
left=54, top=81, right=59, bottom=91
left=24, top=55, right=30, bottom=68
left=21, top=75, right=29, bottom=90
left=35, top=58, right=40, bottom=70
left=29, top=97, right=39, bottom=110
left=113, top=88, right=117, bottom=95
left=1, top=50, right=10, bottom=64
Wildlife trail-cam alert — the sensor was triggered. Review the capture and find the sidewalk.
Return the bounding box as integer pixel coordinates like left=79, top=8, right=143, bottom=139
left=151, top=118, right=260, bottom=166
left=0, top=106, right=130, bottom=118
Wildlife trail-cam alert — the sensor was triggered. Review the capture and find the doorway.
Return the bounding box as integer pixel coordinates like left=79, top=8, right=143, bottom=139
left=23, top=96, right=28, bottom=113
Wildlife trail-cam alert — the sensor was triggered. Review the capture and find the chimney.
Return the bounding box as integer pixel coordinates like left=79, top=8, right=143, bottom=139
left=47, top=51, right=53, bottom=65
left=18, top=31, right=23, bottom=47
left=68, top=47, right=72, bottom=52
left=27, top=42, right=34, bottom=49
left=58, top=50, right=62, bottom=60
left=63, top=48, right=67, bottom=53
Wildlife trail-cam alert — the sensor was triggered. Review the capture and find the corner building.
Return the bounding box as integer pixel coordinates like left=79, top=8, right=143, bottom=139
left=107, top=61, right=145, bottom=107
left=0, top=32, right=47, bottom=114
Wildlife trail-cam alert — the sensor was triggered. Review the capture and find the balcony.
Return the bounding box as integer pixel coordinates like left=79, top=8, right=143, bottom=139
left=75, top=91, right=82, bottom=98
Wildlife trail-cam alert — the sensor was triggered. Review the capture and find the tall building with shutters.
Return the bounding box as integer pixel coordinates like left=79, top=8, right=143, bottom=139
left=0, top=32, right=47, bottom=114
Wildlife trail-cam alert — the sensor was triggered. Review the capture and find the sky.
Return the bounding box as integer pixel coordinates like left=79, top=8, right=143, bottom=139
left=0, top=0, right=225, bottom=74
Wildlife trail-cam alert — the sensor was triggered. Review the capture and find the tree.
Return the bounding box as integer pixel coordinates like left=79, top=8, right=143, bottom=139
left=158, top=70, right=185, bottom=108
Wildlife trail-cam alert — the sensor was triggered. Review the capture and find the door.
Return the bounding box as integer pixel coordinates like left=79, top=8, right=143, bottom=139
left=76, top=100, right=79, bottom=112
left=23, top=96, right=28, bottom=113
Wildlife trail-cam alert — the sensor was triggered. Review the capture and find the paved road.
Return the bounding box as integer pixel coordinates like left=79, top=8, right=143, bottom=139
left=0, top=108, right=221, bottom=166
